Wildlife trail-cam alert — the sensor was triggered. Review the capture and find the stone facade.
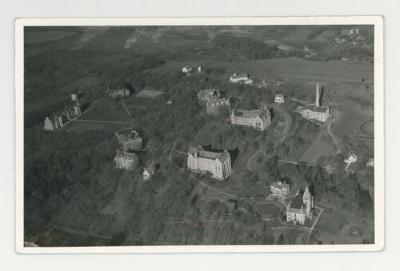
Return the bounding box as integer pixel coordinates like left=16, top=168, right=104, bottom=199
left=187, top=145, right=232, bottom=180
left=230, top=108, right=271, bottom=131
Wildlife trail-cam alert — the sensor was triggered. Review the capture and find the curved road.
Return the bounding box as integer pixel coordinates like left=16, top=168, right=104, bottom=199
left=246, top=104, right=292, bottom=172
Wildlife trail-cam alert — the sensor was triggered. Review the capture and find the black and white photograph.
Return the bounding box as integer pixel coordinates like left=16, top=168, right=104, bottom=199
left=15, top=17, right=384, bottom=253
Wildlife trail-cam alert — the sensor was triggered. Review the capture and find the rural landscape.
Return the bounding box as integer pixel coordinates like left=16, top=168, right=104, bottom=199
left=24, top=25, right=375, bottom=247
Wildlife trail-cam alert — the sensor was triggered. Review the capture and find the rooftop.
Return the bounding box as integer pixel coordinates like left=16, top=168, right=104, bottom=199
left=233, top=108, right=270, bottom=120
left=189, top=145, right=230, bottom=163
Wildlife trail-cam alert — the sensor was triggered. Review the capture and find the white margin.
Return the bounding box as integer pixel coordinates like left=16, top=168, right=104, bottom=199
left=15, top=16, right=384, bottom=254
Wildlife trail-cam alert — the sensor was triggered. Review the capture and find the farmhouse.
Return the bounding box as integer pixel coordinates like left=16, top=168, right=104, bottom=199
left=107, top=87, right=130, bottom=98
left=275, top=93, right=285, bottom=104
left=270, top=181, right=290, bottom=197
left=206, top=98, right=230, bottom=115
left=229, top=73, right=253, bottom=84
left=43, top=100, right=81, bottom=131
left=299, top=82, right=330, bottom=122
left=114, top=150, right=137, bottom=170
left=187, top=145, right=232, bottom=180
left=286, top=186, right=314, bottom=225
left=115, top=128, right=143, bottom=151
left=182, top=65, right=193, bottom=74
left=230, top=107, right=271, bottom=131
left=197, top=88, right=221, bottom=103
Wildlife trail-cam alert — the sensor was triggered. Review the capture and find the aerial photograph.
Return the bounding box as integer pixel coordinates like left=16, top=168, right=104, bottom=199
left=23, top=24, right=375, bottom=247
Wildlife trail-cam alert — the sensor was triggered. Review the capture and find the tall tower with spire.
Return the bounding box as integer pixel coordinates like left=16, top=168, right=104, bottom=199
left=302, top=185, right=314, bottom=218
left=315, top=82, right=320, bottom=107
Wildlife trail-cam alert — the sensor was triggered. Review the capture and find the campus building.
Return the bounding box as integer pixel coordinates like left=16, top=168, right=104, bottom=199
left=182, top=65, right=193, bottom=74
left=114, top=150, right=137, bottom=170
left=286, top=186, right=314, bottom=225
left=299, top=82, right=330, bottom=122
left=107, top=87, right=130, bottom=98
left=197, top=88, right=221, bottom=103
left=187, top=145, right=232, bottom=180
left=230, top=107, right=271, bottom=131
left=43, top=99, right=81, bottom=131
left=270, top=180, right=290, bottom=197
left=206, top=98, right=230, bottom=115
left=274, top=93, right=285, bottom=104
left=229, top=73, right=253, bottom=84
left=115, top=128, right=143, bottom=151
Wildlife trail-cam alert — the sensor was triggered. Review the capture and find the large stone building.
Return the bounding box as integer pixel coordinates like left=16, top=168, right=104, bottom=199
left=197, top=88, right=221, bottom=103
left=299, top=82, right=330, bottom=122
left=229, top=73, right=253, bottom=84
left=230, top=107, right=271, bottom=131
left=115, top=128, right=143, bottom=151
left=43, top=100, right=81, bottom=131
left=286, top=186, right=314, bottom=225
left=114, top=150, right=137, bottom=170
left=187, top=145, right=232, bottom=180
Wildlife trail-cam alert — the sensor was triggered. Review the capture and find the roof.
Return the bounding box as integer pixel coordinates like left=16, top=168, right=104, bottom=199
left=231, top=73, right=250, bottom=80
left=303, top=105, right=329, bottom=113
left=197, top=89, right=220, bottom=101
left=188, top=145, right=230, bottom=162
left=116, top=128, right=141, bottom=140
left=271, top=181, right=289, bottom=190
left=206, top=97, right=230, bottom=107
left=232, top=108, right=270, bottom=120
left=114, top=150, right=136, bottom=160
left=289, top=191, right=304, bottom=210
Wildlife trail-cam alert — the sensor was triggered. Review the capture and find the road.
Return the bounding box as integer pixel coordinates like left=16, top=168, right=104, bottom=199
left=246, top=103, right=292, bottom=172
left=306, top=206, right=324, bottom=244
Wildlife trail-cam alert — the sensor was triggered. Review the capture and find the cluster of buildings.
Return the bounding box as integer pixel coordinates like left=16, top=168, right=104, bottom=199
left=113, top=128, right=142, bottom=171
left=299, top=82, right=330, bottom=123
left=229, top=73, right=253, bottom=85
left=230, top=107, right=271, bottom=131
left=197, top=88, right=231, bottom=115
left=43, top=93, right=82, bottom=131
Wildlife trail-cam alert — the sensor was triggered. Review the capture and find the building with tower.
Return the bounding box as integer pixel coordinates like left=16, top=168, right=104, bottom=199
left=299, top=82, right=330, bottom=122
left=286, top=185, right=314, bottom=225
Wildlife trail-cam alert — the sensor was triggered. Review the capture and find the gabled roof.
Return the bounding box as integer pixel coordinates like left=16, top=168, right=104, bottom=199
left=188, top=145, right=230, bottom=162
left=289, top=191, right=304, bottom=210
left=232, top=108, right=270, bottom=120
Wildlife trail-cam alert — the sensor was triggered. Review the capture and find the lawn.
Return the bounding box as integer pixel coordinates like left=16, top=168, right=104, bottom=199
left=63, top=120, right=129, bottom=133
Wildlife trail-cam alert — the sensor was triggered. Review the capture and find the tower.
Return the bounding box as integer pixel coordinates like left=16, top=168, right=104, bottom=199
left=303, top=185, right=313, bottom=217
left=315, top=82, right=320, bottom=107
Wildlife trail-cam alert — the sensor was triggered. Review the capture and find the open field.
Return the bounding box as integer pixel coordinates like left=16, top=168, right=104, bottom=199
left=63, top=120, right=129, bottom=133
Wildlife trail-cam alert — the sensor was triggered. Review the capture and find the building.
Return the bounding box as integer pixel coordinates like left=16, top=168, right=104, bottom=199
left=197, top=88, right=221, bottom=103
left=114, top=150, right=137, bottom=170
left=366, top=157, right=374, bottom=167
left=286, top=186, right=314, bottom=225
left=229, top=73, right=253, bottom=84
left=206, top=98, right=230, bottom=115
left=143, top=166, right=155, bottom=181
left=275, top=94, right=285, bottom=104
left=299, top=82, right=330, bottom=122
left=43, top=101, right=81, bottom=131
left=340, top=28, right=359, bottom=36
left=344, top=151, right=358, bottom=171
left=115, top=128, right=143, bottom=151
left=187, top=145, right=232, bottom=180
left=270, top=180, right=290, bottom=197
left=182, top=65, right=193, bottom=74
left=230, top=107, right=271, bottom=131
left=107, top=87, right=130, bottom=98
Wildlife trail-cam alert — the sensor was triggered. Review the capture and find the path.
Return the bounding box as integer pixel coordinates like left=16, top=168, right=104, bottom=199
left=306, top=206, right=324, bottom=244
left=326, top=111, right=342, bottom=154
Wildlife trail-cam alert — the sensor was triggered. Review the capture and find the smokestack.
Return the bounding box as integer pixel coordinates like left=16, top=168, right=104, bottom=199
left=315, top=82, right=320, bottom=107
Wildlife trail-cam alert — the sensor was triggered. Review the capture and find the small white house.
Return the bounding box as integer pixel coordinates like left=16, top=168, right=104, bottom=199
left=344, top=152, right=358, bottom=171
left=182, top=65, right=193, bottom=74
left=275, top=94, right=285, bottom=104
left=229, top=73, right=253, bottom=85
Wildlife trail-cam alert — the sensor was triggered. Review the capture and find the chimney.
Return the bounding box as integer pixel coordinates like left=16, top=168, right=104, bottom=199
left=315, top=82, right=320, bottom=107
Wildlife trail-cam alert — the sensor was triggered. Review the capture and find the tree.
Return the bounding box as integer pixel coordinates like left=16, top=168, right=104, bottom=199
left=277, top=233, right=285, bottom=244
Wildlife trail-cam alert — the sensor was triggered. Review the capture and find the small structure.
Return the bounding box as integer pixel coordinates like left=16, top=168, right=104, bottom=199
left=270, top=180, right=290, bottom=197
left=299, top=82, right=330, bottom=122
left=143, top=166, right=155, bottom=181
left=182, top=65, right=193, bottom=74
left=197, top=88, right=221, bottom=103
left=274, top=93, right=285, bottom=104
left=230, top=107, right=271, bottom=131
left=197, top=66, right=202, bottom=73
left=229, top=73, right=253, bottom=84
left=114, top=150, right=137, bottom=170
left=107, top=87, right=130, bottom=99
left=286, top=185, right=313, bottom=225
left=187, top=145, right=232, bottom=180
left=344, top=151, right=358, bottom=171
left=115, top=128, right=143, bottom=151
left=206, top=97, right=230, bottom=115
left=340, top=28, right=359, bottom=36
left=366, top=157, right=374, bottom=167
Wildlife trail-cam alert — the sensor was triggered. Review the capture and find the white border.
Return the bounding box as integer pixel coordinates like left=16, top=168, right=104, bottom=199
left=15, top=16, right=384, bottom=254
